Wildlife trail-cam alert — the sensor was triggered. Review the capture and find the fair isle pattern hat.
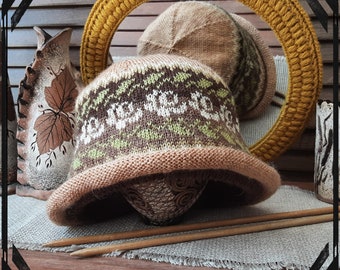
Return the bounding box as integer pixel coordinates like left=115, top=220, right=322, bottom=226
left=47, top=54, right=280, bottom=226
left=137, top=1, right=276, bottom=120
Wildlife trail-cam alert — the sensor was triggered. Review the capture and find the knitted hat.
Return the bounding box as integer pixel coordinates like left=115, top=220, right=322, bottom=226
left=47, top=54, right=280, bottom=226
left=137, top=1, right=276, bottom=120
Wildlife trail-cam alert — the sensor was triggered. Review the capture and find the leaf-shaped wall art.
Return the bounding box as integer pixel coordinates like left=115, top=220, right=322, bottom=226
left=16, top=27, right=84, bottom=200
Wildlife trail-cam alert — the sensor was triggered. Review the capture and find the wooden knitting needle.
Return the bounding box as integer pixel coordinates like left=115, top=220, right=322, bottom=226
left=44, top=206, right=337, bottom=248
left=70, top=213, right=334, bottom=258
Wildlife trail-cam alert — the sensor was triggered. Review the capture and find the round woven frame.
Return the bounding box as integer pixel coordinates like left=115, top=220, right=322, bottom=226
left=80, top=0, right=322, bottom=161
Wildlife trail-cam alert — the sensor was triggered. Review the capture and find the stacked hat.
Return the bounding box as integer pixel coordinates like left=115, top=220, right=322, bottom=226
left=137, top=1, right=276, bottom=120
left=47, top=54, right=280, bottom=226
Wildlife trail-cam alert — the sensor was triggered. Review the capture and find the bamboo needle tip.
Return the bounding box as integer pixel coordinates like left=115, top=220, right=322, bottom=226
left=43, top=240, right=66, bottom=247
left=70, top=249, right=100, bottom=258
left=69, top=251, right=82, bottom=257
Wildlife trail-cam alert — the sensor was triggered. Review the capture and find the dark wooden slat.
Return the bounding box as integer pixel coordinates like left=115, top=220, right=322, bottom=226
left=7, top=249, right=211, bottom=270
left=6, top=7, right=90, bottom=28
left=289, top=129, right=316, bottom=150
left=9, top=0, right=333, bottom=17
left=279, top=170, right=315, bottom=182
left=299, top=0, right=333, bottom=16
left=11, top=0, right=94, bottom=7
left=275, top=150, right=315, bottom=172
left=7, top=48, right=81, bottom=67
left=8, top=28, right=83, bottom=47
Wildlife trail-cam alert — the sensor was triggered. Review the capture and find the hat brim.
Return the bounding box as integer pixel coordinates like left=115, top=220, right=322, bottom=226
left=47, top=146, right=280, bottom=226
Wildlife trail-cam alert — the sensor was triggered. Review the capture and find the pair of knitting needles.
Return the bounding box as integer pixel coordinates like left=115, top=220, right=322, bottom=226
left=44, top=206, right=337, bottom=258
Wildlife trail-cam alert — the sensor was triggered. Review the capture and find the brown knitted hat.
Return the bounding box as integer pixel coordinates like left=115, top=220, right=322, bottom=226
left=47, top=54, right=280, bottom=226
left=137, top=1, right=276, bottom=120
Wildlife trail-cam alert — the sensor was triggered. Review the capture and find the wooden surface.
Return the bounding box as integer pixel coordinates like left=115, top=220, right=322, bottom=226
left=3, top=181, right=315, bottom=270
left=6, top=249, right=214, bottom=270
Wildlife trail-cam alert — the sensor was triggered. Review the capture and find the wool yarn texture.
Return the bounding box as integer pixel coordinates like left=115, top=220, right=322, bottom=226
left=47, top=54, right=280, bottom=226
left=137, top=1, right=276, bottom=120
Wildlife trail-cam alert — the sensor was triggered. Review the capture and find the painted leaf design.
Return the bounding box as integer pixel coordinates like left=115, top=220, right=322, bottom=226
left=33, top=67, right=78, bottom=155
left=44, top=67, right=77, bottom=113
left=34, top=112, right=73, bottom=155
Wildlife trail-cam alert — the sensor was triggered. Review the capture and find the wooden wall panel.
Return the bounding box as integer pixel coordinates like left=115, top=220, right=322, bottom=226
left=5, top=0, right=336, bottom=182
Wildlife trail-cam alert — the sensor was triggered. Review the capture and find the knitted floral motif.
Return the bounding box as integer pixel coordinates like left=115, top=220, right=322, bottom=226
left=79, top=117, right=105, bottom=145
left=189, top=92, right=220, bottom=122
left=107, top=101, right=143, bottom=130
left=144, top=90, right=187, bottom=117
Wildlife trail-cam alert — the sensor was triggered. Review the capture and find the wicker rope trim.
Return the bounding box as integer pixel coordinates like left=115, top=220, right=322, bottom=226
left=80, top=0, right=322, bottom=161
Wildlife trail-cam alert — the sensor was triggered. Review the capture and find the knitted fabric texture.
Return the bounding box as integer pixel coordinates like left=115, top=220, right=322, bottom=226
left=137, top=1, right=276, bottom=120
left=47, top=54, right=280, bottom=226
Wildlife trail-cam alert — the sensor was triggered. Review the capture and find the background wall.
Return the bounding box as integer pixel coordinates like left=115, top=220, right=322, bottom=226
left=6, top=0, right=336, bottom=183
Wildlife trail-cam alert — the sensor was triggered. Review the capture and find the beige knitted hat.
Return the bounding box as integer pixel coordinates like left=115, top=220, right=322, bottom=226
left=137, top=1, right=276, bottom=120
left=47, top=54, right=280, bottom=226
